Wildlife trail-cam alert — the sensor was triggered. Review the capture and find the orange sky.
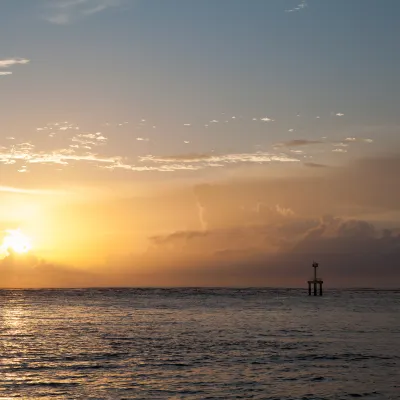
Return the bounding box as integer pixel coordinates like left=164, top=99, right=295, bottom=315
left=1, top=155, right=400, bottom=288
left=1, top=1, right=400, bottom=287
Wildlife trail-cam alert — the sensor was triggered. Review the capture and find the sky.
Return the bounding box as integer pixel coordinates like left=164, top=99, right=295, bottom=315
left=1, top=0, right=400, bottom=288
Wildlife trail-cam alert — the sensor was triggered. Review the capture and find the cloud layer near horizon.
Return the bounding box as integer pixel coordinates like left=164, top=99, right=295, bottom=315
left=1, top=155, right=400, bottom=288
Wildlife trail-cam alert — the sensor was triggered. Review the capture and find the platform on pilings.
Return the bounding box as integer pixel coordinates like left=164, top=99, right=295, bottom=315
left=307, top=262, right=324, bottom=296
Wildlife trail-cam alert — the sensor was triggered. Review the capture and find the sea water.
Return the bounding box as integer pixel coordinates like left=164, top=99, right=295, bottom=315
left=0, top=288, right=399, bottom=399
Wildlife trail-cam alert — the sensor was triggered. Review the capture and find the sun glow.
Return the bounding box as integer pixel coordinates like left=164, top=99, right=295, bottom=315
left=0, top=229, right=32, bottom=255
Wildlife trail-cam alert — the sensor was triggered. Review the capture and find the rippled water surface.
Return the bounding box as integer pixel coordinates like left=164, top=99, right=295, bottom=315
left=0, top=288, right=399, bottom=399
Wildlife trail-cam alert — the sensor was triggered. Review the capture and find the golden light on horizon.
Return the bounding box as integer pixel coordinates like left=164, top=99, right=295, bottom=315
left=0, top=229, right=32, bottom=256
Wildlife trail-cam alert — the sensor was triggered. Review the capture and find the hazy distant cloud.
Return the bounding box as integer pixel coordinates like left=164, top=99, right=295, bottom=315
left=333, top=143, right=349, bottom=148
left=285, top=0, right=307, bottom=13
left=145, top=157, right=400, bottom=286
left=344, top=137, right=374, bottom=144
left=3, top=155, right=400, bottom=288
left=192, top=155, right=400, bottom=230
left=275, top=139, right=322, bottom=147
left=43, top=0, right=124, bottom=25
left=0, top=72, right=12, bottom=76
left=146, top=212, right=400, bottom=287
left=149, top=216, right=386, bottom=257
left=0, top=251, right=96, bottom=288
left=304, top=162, right=328, bottom=168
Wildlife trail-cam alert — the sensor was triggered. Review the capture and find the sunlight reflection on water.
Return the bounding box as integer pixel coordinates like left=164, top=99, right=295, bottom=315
left=0, top=288, right=399, bottom=399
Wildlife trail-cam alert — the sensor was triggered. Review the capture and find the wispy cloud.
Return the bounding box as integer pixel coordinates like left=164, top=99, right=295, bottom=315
left=142, top=153, right=215, bottom=163
left=140, top=151, right=300, bottom=167
left=274, top=139, right=322, bottom=147
left=344, top=137, right=374, bottom=144
left=0, top=58, right=30, bottom=68
left=0, top=133, right=299, bottom=174
left=285, top=1, right=307, bottom=13
left=43, top=0, right=123, bottom=25
left=0, top=186, right=56, bottom=195
left=0, top=58, right=30, bottom=77
left=304, top=162, right=328, bottom=168
left=101, top=151, right=300, bottom=173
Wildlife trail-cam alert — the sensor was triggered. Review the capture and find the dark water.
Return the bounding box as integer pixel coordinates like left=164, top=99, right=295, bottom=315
left=0, top=288, right=399, bottom=399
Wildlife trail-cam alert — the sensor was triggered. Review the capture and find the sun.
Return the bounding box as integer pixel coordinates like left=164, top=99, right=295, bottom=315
left=1, top=229, right=32, bottom=255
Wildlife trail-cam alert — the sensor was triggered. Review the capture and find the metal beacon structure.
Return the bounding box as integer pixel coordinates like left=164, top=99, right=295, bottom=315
left=307, top=262, right=323, bottom=296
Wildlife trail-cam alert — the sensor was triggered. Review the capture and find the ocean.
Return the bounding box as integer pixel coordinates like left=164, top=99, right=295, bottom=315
left=0, top=288, right=399, bottom=399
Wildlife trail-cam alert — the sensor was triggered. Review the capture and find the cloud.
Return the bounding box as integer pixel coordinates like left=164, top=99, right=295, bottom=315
left=0, top=251, right=97, bottom=288
left=103, top=151, right=300, bottom=172
left=2, top=155, right=400, bottom=287
left=143, top=153, right=214, bottom=162
left=0, top=58, right=29, bottom=77
left=0, top=134, right=300, bottom=173
left=275, top=139, right=322, bottom=147
left=285, top=1, right=307, bottom=13
left=0, top=115, right=378, bottom=175
left=0, top=58, right=30, bottom=68
left=140, top=158, right=400, bottom=285
left=148, top=216, right=385, bottom=257
left=0, top=141, right=123, bottom=169
left=192, top=155, right=400, bottom=227
left=43, top=0, right=124, bottom=25
left=333, top=142, right=349, bottom=147
left=344, top=137, right=374, bottom=144
left=140, top=151, right=300, bottom=166
left=304, top=162, right=328, bottom=168
left=145, top=214, right=400, bottom=287
left=0, top=186, right=56, bottom=195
